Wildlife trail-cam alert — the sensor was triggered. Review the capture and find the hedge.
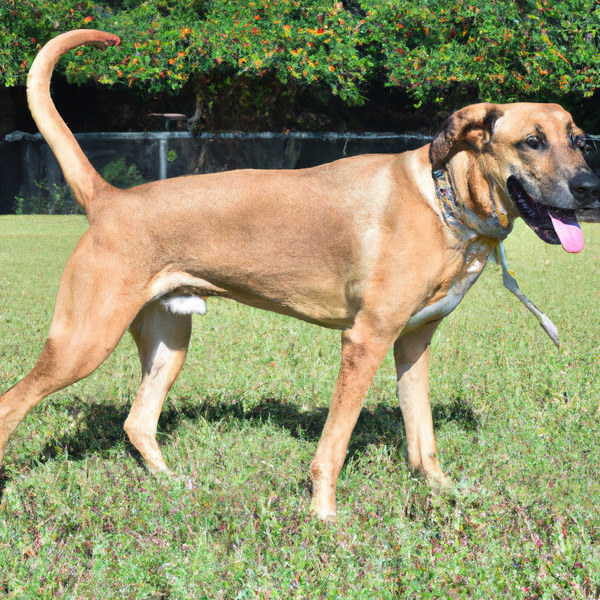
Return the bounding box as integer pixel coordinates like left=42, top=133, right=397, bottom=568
left=1, top=0, right=600, bottom=109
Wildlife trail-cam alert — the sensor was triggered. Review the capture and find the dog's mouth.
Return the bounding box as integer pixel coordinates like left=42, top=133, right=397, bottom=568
left=507, top=176, right=583, bottom=253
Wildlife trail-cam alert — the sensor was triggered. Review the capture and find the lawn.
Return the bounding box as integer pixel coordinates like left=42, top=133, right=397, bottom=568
left=0, top=215, right=599, bottom=599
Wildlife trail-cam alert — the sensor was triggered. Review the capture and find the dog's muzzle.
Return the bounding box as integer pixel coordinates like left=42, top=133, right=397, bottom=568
left=508, top=171, right=600, bottom=253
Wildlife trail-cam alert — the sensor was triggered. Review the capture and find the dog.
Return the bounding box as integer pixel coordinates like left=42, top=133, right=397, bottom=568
left=1, top=30, right=599, bottom=521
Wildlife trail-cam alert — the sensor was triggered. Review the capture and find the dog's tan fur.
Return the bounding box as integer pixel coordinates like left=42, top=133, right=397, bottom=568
left=0, top=30, right=597, bottom=520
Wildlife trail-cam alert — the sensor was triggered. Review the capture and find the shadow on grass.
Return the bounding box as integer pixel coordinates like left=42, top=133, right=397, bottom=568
left=0, top=393, right=477, bottom=491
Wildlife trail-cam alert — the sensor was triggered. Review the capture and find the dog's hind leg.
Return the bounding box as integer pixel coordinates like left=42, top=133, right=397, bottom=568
left=125, top=301, right=192, bottom=474
left=394, top=320, right=450, bottom=486
left=309, top=322, right=395, bottom=521
left=0, top=242, right=144, bottom=469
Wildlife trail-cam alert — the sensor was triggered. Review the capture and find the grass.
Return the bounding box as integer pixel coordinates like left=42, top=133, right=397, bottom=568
left=0, top=214, right=599, bottom=599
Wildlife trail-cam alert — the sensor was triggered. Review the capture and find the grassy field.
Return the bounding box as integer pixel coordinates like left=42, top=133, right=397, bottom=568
left=0, top=215, right=599, bottom=599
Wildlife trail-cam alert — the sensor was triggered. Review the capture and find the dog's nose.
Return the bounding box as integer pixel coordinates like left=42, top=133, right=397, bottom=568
left=569, top=172, right=600, bottom=206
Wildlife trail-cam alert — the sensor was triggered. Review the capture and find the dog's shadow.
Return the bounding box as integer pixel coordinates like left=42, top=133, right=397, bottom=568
left=0, top=394, right=477, bottom=497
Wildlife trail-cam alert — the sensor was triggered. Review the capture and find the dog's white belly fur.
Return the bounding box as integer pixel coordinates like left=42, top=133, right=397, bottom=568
left=161, top=296, right=207, bottom=315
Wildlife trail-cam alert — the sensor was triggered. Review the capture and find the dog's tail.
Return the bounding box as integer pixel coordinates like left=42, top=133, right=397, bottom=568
left=27, top=30, right=121, bottom=213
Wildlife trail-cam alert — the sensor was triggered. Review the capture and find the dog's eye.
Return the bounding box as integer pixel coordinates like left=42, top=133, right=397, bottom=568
left=526, top=136, right=541, bottom=149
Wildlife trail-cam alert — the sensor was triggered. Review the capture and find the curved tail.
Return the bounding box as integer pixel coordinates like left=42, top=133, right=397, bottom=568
left=27, top=30, right=121, bottom=212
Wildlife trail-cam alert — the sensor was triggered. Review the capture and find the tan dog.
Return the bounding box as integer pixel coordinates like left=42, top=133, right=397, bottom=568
left=1, top=30, right=599, bottom=521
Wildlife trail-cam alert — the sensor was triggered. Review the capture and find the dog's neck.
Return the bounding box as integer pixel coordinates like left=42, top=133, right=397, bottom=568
left=432, top=159, right=514, bottom=241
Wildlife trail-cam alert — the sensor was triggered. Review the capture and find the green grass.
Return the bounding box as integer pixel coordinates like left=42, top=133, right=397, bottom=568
left=0, top=215, right=599, bottom=599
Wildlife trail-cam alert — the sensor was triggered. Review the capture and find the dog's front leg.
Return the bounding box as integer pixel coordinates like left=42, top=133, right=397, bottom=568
left=394, top=320, right=450, bottom=486
left=125, top=301, right=192, bottom=473
left=310, top=321, right=395, bottom=521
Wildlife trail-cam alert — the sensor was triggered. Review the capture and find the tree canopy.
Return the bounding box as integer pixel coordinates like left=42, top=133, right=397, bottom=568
left=2, top=0, right=600, bottom=113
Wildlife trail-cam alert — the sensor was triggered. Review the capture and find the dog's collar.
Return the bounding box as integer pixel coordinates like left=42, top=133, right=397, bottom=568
left=432, top=167, right=513, bottom=240
left=432, top=168, right=463, bottom=230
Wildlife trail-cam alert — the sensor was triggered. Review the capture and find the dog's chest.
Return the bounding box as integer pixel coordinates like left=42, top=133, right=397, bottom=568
left=404, top=240, right=492, bottom=333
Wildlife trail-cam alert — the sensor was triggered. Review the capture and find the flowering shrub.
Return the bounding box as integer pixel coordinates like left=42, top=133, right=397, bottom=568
left=2, top=0, right=600, bottom=112
left=1, top=0, right=368, bottom=103
left=196, top=0, right=369, bottom=103
left=364, top=0, right=600, bottom=105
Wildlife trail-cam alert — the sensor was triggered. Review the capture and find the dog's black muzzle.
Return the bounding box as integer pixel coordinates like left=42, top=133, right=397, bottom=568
left=569, top=171, right=600, bottom=208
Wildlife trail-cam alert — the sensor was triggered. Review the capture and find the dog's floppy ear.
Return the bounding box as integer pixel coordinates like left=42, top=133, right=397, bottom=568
left=430, top=103, right=503, bottom=171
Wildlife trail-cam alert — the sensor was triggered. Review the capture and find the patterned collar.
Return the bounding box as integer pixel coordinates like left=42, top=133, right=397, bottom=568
left=432, top=168, right=463, bottom=230
left=431, top=166, right=513, bottom=240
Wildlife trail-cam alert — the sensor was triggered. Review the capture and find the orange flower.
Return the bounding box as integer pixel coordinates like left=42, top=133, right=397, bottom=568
left=84, top=16, right=93, bottom=23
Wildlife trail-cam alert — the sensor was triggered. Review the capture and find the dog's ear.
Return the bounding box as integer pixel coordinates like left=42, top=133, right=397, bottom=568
left=430, top=103, right=503, bottom=171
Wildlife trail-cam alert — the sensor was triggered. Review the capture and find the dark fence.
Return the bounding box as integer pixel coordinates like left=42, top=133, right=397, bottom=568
left=0, top=131, right=432, bottom=214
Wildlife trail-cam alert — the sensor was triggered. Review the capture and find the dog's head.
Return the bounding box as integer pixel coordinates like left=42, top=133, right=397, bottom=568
left=430, top=102, right=600, bottom=252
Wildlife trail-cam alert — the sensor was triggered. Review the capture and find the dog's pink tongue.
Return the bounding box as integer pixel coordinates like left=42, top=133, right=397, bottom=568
left=549, top=212, right=583, bottom=253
